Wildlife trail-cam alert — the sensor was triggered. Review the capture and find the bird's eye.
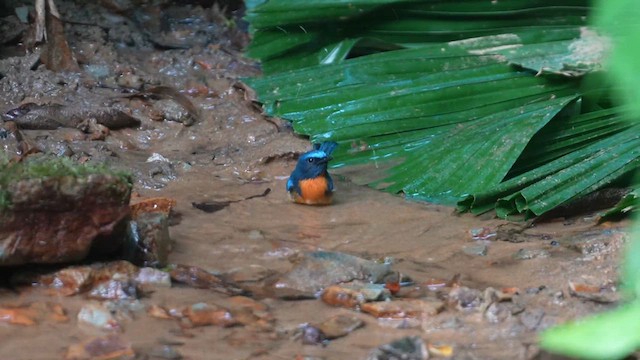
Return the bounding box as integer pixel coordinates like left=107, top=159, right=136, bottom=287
left=307, top=158, right=314, bottom=163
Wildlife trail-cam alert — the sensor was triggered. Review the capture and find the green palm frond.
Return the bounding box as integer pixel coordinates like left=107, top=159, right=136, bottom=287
left=244, top=0, right=635, bottom=219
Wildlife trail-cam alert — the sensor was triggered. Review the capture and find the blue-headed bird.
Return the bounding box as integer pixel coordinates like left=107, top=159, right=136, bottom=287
left=287, top=142, right=338, bottom=205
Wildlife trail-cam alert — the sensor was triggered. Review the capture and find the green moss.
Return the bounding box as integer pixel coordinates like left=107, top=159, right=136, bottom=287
left=0, top=156, right=132, bottom=211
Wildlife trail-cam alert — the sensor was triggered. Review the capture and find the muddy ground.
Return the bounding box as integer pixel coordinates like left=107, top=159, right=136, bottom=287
left=0, top=1, right=631, bottom=359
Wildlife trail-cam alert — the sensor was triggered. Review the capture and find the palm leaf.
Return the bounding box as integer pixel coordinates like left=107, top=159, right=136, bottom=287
left=244, top=0, right=632, bottom=218
left=600, top=187, right=639, bottom=220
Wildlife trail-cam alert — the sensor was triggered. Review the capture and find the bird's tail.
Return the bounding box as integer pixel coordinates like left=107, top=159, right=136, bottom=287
left=313, top=141, right=338, bottom=156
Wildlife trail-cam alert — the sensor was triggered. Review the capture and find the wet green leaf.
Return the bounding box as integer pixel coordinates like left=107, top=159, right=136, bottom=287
left=460, top=123, right=640, bottom=219
left=247, top=1, right=590, bottom=74
left=600, top=188, right=639, bottom=220
left=540, top=302, right=640, bottom=360
left=246, top=42, right=582, bottom=206
left=488, top=28, right=610, bottom=76
left=245, top=0, right=637, bottom=218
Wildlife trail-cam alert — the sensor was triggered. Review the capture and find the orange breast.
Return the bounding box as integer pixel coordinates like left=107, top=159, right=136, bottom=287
left=294, top=177, right=333, bottom=205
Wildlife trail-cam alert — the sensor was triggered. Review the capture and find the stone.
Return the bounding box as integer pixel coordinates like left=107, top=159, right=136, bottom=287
left=148, top=304, right=173, bottom=320
left=0, top=159, right=132, bottom=265
left=169, top=264, right=244, bottom=295
left=361, top=299, right=444, bottom=319
left=77, top=302, right=122, bottom=332
left=560, top=229, right=627, bottom=256
left=0, top=302, right=69, bottom=326
left=65, top=335, right=134, bottom=360
left=513, top=248, right=550, bottom=260
left=273, top=251, right=392, bottom=298
left=317, top=314, right=364, bottom=339
left=463, top=243, right=488, bottom=256
left=183, top=303, right=238, bottom=328
left=366, top=336, right=428, bottom=360
left=448, top=286, right=484, bottom=310
left=32, top=261, right=139, bottom=296
left=568, top=281, right=620, bottom=303
left=321, top=283, right=390, bottom=309
left=87, top=279, right=139, bottom=300
left=520, top=309, right=545, bottom=331
left=135, top=267, right=172, bottom=288
left=124, top=212, right=171, bottom=268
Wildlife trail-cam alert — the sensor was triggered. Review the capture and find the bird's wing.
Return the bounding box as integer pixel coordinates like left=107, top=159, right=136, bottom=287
left=327, top=174, right=334, bottom=192
left=286, top=176, right=300, bottom=194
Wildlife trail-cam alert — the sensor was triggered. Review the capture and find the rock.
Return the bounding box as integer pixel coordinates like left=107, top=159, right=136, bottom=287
left=568, top=281, right=620, bottom=303
left=65, top=335, right=135, bottom=360
left=273, top=251, right=392, bottom=298
left=183, top=303, right=238, bottom=328
left=124, top=212, right=171, bottom=267
left=0, top=158, right=132, bottom=265
left=366, top=336, right=428, bottom=360
left=133, top=155, right=177, bottom=189
left=513, top=248, right=550, bottom=260
left=483, top=302, right=511, bottom=323
left=31, top=266, right=94, bottom=296
left=483, top=287, right=517, bottom=303
left=480, top=287, right=520, bottom=322
left=469, top=227, right=496, bottom=240
left=226, top=296, right=274, bottom=329
left=32, top=261, right=139, bottom=296
left=77, top=302, right=122, bottom=332
left=560, top=229, right=627, bottom=256
left=129, top=196, right=176, bottom=219
left=317, top=314, right=364, bottom=339
left=462, top=243, right=488, bottom=256
left=321, top=283, right=390, bottom=309
left=298, top=324, right=326, bottom=345
left=224, top=264, right=274, bottom=284
left=136, top=267, right=172, bottom=288
left=0, top=121, right=36, bottom=160
left=105, top=299, right=145, bottom=315
left=154, top=98, right=196, bottom=125
left=8, top=102, right=140, bottom=130
left=0, top=302, right=69, bottom=326
left=169, top=264, right=245, bottom=295
left=448, top=286, right=484, bottom=310
left=361, top=299, right=444, bottom=320
left=148, top=304, right=173, bottom=320
left=520, top=309, right=545, bottom=331
left=87, top=279, right=139, bottom=300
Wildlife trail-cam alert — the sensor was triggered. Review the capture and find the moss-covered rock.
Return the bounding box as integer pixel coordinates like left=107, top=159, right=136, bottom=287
left=0, top=156, right=133, bottom=265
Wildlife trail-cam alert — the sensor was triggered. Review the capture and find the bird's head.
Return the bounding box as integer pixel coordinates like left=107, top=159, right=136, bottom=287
left=294, top=149, right=332, bottom=179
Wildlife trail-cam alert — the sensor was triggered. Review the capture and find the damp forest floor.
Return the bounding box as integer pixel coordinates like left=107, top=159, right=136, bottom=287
left=0, top=1, right=632, bottom=359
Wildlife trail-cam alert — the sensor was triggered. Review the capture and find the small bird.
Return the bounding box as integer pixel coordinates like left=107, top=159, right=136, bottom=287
left=287, top=142, right=338, bottom=205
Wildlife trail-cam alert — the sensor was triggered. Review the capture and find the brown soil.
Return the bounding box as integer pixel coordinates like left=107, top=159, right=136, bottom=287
left=0, top=1, right=628, bottom=359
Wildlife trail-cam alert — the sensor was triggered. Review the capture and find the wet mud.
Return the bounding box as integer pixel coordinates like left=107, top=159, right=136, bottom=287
left=0, top=1, right=630, bottom=359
